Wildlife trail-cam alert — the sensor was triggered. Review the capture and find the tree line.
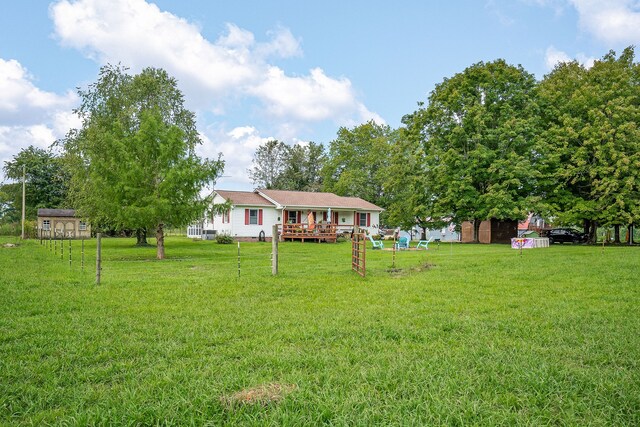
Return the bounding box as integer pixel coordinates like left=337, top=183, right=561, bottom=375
left=248, top=47, right=640, bottom=243
left=2, top=47, right=638, bottom=250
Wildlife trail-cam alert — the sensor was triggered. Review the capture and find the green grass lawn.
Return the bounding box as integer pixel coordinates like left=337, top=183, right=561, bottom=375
left=1, top=236, right=639, bottom=425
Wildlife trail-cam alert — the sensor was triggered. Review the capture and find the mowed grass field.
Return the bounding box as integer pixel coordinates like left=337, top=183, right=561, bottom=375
left=1, top=236, right=639, bottom=426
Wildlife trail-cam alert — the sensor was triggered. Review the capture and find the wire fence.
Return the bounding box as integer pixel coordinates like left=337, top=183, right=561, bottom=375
left=33, top=235, right=438, bottom=284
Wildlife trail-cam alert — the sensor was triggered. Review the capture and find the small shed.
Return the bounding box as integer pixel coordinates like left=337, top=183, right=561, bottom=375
left=461, top=218, right=517, bottom=244
left=37, top=209, right=91, bottom=239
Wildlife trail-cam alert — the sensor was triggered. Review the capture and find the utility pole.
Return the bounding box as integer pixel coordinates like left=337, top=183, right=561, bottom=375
left=21, top=165, right=26, bottom=240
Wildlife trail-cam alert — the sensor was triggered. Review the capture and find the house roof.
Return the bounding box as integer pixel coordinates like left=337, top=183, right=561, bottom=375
left=37, top=208, right=77, bottom=217
left=215, top=190, right=273, bottom=206
left=258, top=189, right=383, bottom=211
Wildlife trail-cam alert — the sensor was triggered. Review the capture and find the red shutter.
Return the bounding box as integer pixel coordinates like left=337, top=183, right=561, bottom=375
left=367, top=213, right=371, bottom=227
left=297, top=211, right=301, bottom=223
left=283, top=210, right=287, bottom=223
left=245, top=209, right=249, bottom=225
left=354, top=211, right=357, bottom=226
left=258, top=209, right=263, bottom=225
left=323, top=211, right=327, bottom=221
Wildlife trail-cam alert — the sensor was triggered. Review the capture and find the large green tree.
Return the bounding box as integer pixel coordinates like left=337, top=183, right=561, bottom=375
left=1, top=146, right=68, bottom=222
left=278, top=142, right=325, bottom=191
left=418, top=59, right=541, bottom=241
left=61, top=65, right=223, bottom=259
left=248, top=140, right=325, bottom=191
left=385, top=106, right=443, bottom=239
left=322, top=120, right=394, bottom=212
left=538, top=47, right=640, bottom=243
left=247, top=140, right=288, bottom=189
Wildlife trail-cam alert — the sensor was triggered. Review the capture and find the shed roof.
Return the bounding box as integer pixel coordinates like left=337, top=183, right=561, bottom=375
left=37, top=209, right=77, bottom=217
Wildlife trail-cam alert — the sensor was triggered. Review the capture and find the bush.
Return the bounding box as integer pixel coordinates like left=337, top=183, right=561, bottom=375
left=216, top=234, right=234, bottom=244
left=0, top=220, right=37, bottom=237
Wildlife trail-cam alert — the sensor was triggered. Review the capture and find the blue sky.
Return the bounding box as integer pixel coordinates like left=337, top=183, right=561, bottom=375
left=2, top=0, right=639, bottom=190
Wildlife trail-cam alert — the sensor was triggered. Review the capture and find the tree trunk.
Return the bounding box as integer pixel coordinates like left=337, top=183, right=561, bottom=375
left=629, top=224, right=634, bottom=245
left=472, top=219, right=481, bottom=243
left=136, top=228, right=148, bottom=246
left=614, top=225, right=621, bottom=244
left=420, top=226, right=427, bottom=240
left=156, top=223, right=165, bottom=260
left=588, top=220, right=598, bottom=244
left=583, top=219, right=590, bottom=236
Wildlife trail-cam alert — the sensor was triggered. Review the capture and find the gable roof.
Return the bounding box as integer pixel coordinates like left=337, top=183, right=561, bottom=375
left=215, top=190, right=273, bottom=207
left=258, top=189, right=383, bottom=211
left=37, top=208, right=77, bottom=218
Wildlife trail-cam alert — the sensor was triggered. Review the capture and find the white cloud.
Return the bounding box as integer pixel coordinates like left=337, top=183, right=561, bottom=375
left=256, top=27, right=303, bottom=59
left=249, top=67, right=358, bottom=121
left=0, top=58, right=79, bottom=179
left=0, top=125, right=56, bottom=164
left=544, top=45, right=596, bottom=70
left=544, top=46, right=572, bottom=69
left=196, top=125, right=274, bottom=189
left=50, top=0, right=378, bottom=127
left=569, top=0, right=640, bottom=44
left=49, top=0, right=383, bottom=190
left=0, top=58, right=75, bottom=125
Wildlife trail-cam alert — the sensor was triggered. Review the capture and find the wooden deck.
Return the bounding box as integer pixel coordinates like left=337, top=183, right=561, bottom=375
left=279, top=223, right=339, bottom=242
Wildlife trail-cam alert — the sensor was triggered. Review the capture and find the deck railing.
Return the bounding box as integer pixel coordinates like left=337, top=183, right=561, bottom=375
left=279, top=223, right=339, bottom=242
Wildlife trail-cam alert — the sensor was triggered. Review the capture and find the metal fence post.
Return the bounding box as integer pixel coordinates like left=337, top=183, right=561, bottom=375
left=96, top=233, right=102, bottom=285
left=272, top=224, right=278, bottom=276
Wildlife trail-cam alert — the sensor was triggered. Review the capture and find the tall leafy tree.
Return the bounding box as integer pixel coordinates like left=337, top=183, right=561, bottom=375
left=538, top=47, right=640, bottom=243
left=247, top=140, right=288, bottom=189
left=279, top=142, right=325, bottom=191
left=419, top=60, right=541, bottom=242
left=61, top=65, right=223, bottom=259
left=2, top=146, right=68, bottom=221
left=248, top=140, right=325, bottom=191
left=385, top=106, right=443, bottom=238
left=322, top=120, right=394, bottom=211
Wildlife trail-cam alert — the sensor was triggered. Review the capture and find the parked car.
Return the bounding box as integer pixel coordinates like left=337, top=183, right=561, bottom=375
left=544, top=228, right=587, bottom=244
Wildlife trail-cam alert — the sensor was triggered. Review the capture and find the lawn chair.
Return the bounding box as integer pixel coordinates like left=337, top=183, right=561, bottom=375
left=416, top=236, right=434, bottom=249
left=395, top=236, right=410, bottom=250
left=368, top=235, right=384, bottom=249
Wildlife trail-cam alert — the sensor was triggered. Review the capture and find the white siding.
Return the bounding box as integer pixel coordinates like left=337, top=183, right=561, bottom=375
left=230, top=206, right=278, bottom=237
left=192, top=191, right=384, bottom=239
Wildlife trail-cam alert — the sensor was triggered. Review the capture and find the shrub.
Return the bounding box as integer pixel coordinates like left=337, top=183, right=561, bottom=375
left=216, top=233, right=234, bottom=244
left=0, top=220, right=37, bottom=237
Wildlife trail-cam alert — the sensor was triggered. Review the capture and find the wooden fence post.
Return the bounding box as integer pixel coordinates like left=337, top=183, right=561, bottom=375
left=272, top=224, right=278, bottom=276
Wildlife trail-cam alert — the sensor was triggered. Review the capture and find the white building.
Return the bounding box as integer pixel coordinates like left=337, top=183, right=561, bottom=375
left=188, top=189, right=384, bottom=241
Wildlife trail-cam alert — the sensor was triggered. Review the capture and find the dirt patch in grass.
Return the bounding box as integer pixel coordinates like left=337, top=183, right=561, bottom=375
left=221, top=383, right=297, bottom=408
left=387, top=262, right=435, bottom=277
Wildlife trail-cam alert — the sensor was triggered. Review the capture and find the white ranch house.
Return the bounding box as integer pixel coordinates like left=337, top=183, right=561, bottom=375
left=188, top=189, right=383, bottom=241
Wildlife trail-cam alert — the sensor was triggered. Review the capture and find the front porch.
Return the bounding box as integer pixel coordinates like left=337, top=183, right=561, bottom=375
left=279, top=223, right=340, bottom=242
